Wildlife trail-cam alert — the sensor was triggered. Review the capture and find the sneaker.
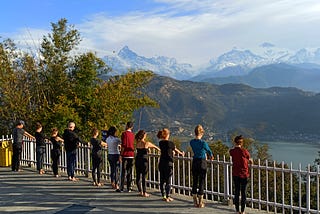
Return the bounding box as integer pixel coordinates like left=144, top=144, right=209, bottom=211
left=116, top=189, right=123, bottom=193
left=127, top=188, right=132, bottom=193
left=162, top=196, right=167, bottom=201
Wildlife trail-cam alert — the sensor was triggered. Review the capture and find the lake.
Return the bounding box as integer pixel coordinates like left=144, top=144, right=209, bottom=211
left=262, top=141, right=320, bottom=168
left=182, top=140, right=320, bottom=168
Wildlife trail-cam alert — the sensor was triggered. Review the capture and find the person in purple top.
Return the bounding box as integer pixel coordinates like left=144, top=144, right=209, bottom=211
left=190, top=124, right=214, bottom=208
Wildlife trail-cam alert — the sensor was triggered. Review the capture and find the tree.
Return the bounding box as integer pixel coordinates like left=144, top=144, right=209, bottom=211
left=0, top=18, right=158, bottom=140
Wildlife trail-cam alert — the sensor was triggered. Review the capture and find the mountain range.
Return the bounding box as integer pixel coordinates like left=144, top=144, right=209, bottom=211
left=102, top=44, right=320, bottom=92
left=134, top=75, right=320, bottom=142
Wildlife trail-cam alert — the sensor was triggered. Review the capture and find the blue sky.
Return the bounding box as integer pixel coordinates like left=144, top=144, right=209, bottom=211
left=1, top=0, right=320, bottom=65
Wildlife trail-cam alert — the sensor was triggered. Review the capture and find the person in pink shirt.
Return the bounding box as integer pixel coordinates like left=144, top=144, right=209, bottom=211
left=229, top=135, right=253, bottom=214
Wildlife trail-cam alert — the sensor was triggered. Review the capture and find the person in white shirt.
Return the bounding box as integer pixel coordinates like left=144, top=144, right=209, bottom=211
left=106, top=126, right=121, bottom=190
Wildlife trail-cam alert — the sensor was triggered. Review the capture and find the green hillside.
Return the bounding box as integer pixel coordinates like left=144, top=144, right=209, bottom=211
left=135, top=75, right=320, bottom=142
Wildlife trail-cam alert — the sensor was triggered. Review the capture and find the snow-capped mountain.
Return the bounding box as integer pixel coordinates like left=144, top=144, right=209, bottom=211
left=102, top=44, right=320, bottom=81
left=102, top=46, right=194, bottom=80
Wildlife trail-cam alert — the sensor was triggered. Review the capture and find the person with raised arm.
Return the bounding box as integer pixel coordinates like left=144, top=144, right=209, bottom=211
left=50, top=127, right=64, bottom=177
left=12, top=120, right=34, bottom=172
left=106, top=126, right=121, bottom=190
left=90, top=128, right=107, bottom=187
left=62, top=121, right=84, bottom=181
left=135, top=130, right=160, bottom=197
left=157, top=128, right=184, bottom=202
left=118, top=121, right=135, bottom=192
left=229, top=135, right=253, bottom=214
left=35, top=122, right=50, bottom=175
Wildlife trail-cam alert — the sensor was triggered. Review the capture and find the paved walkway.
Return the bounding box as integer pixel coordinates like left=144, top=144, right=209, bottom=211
left=0, top=167, right=268, bottom=213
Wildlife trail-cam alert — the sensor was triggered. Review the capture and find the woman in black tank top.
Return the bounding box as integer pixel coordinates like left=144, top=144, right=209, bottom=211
left=135, top=130, right=160, bottom=197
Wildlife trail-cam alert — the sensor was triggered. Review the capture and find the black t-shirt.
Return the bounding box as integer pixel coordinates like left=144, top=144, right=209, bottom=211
left=35, top=131, right=47, bottom=147
left=159, top=140, right=175, bottom=165
left=90, top=137, right=103, bottom=155
left=63, top=129, right=81, bottom=152
left=50, top=136, right=62, bottom=151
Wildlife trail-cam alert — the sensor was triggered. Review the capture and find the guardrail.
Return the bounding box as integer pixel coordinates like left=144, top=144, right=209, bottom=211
left=1, top=135, right=319, bottom=213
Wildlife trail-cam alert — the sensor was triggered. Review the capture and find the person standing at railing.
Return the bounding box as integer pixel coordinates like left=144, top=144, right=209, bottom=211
left=190, top=124, right=214, bottom=208
left=62, top=121, right=84, bottom=181
left=35, top=122, right=50, bottom=175
left=12, top=120, right=34, bottom=172
left=90, top=128, right=107, bottom=187
left=157, top=128, right=184, bottom=202
left=118, top=121, right=135, bottom=192
left=50, top=127, right=64, bottom=177
left=229, top=135, right=253, bottom=214
left=135, top=130, right=160, bottom=197
left=106, top=126, right=121, bottom=190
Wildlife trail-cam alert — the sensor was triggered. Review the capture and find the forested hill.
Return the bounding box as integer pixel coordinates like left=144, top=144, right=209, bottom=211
left=135, top=75, right=320, bottom=141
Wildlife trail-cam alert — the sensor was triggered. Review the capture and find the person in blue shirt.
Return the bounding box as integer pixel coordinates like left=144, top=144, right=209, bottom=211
left=190, top=124, right=214, bottom=208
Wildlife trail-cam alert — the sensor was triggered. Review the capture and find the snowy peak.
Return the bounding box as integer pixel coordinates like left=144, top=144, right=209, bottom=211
left=212, top=49, right=265, bottom=70
left=102, top=46, right=194, bottom=80
left=118, top=46, right=138, bottom=59
left=102, top=43, right=320, bottom=81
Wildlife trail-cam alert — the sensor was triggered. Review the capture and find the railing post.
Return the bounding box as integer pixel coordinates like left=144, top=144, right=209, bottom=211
left=86, top=144, right=91, bottom=177
left=223, top=155, right=232, bottom=205
left=306, top=164, right=311, bottom=213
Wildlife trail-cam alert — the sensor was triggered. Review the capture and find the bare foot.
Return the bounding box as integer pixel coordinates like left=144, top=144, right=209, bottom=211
left=71, top=177, right=79, bottom=181
left=166, top=197, right=174, bottom=202
left=142, top=193, right=150, bottom=197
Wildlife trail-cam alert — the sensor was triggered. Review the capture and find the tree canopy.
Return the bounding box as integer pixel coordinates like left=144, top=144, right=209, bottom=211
left=0, top=18, right=158, bottom=139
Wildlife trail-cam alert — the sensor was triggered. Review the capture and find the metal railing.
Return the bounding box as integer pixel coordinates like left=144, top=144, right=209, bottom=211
left=1, top=135, right=319, bottom=213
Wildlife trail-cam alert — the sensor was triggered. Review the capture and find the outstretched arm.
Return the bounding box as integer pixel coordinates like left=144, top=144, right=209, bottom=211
left=24, top=131, right=35, bottom=139
left=147, top=142, right=160, bottom=151
left=174, top=148, right=185, bottom=156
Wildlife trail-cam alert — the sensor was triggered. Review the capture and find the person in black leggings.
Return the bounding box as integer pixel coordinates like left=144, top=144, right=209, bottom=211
left=157, top=128, right=184, bottom=202
left=90, top=128, right=107, bottom=186
left=190, top=124, right=214, bottom=208
left=50, top=128, right=64, bottom=177
left=135, top=130, right=159, bottom=197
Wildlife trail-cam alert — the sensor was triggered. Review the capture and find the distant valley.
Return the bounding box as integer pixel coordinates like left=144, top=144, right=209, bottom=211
left=101, top=44, right=320, bottom=142
left=134, top=75, right=320, bottom=142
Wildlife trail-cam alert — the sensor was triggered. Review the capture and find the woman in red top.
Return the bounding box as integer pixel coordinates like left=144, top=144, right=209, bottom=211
left=229, top=135, right=253, bottom=214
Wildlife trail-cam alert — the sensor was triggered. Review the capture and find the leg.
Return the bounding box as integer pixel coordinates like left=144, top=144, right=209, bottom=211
left=191, top=166, right=200, bottom=206
left=198, top=159, right=207, bottom=195
left=126, top=158, right=133, bottom=191
left=36, top=147, right=41, bottom=171
left=240, top=178, right=248, bottom=213
left=12, top=145, right=20, bottom=171
left=165, top=166, right=173, bottom=198
left=70, top=150, right=77, bottom=178
left=233, top=176, right=241, bottom=212
left=92, top=156, right=98, bottom=184
left=142, top=158, right=148, bottom=194
left=108, top=154, right=115, bottom=184
left=135, top=157, right=142, bottom=193
left=191, top=159, right=200, bottom=195
left=120, top=158, right=127, bottom=191
left=51, top=150, right=59, bottom=176
left=66, top=151, right=72, bottom=177
left=159, top=168, right=165, bottom=198
left=97, top=157, right=102, bottom=184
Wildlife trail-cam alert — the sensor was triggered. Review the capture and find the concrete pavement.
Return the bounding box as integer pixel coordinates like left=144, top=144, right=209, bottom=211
left=0, top=167, right=267, bottom=213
